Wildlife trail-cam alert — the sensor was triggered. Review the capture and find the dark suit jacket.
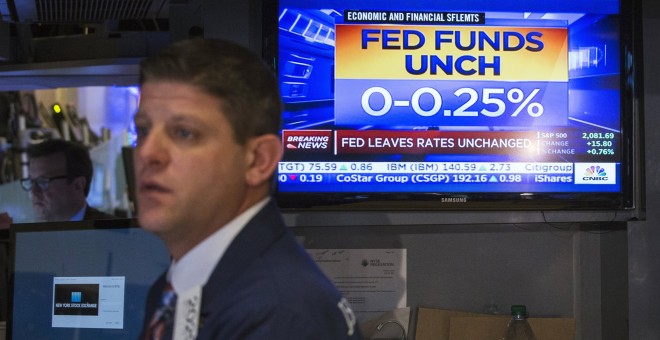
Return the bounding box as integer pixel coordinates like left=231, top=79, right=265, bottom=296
left=83, top=205, right=117, bottom=220
left=141, top=200, right=361, bottom=340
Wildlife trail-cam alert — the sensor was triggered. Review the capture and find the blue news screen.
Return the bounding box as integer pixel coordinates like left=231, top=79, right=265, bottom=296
left=275, top=0, right=625, bottom=197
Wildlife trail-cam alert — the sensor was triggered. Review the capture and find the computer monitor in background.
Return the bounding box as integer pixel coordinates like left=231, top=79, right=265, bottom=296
left=8, top=219, right=169, bottom=340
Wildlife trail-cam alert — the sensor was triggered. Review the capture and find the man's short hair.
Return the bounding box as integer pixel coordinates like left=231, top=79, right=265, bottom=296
left=139, top=38, right=282, bottom=144
left=27, top=139, right=93, bottom=195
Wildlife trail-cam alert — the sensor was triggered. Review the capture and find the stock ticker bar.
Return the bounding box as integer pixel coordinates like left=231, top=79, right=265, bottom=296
left=277, top=161, right=616, bottom=187
left=277, top=162, right=615, bottom=187
left=278, top=162, right=575, bottom=174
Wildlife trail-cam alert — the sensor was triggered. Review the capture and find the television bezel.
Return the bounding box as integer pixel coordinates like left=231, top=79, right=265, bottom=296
left=263, top=0, right=644, bottom=213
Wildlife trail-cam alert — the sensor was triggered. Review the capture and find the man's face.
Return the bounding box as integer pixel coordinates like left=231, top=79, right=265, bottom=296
left=28, top=152, right=83, bottom=221
left=134, top=81, right=251, bottom=257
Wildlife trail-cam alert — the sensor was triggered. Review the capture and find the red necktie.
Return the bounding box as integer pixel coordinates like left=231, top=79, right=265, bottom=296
left=144, top=282, right=177, bottom=340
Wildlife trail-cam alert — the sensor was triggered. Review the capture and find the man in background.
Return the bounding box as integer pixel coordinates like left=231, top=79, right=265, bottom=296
left=135, top=38, right=360, bottom=339
left=21, top=139, right=116, bottom=221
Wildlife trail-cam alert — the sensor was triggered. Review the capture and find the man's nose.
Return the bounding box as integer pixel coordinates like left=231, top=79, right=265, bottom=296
left=136, top=128, right=170, bottom=166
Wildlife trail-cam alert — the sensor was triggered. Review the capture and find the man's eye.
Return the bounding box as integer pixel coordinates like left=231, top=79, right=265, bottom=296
left=134, top=125, right=149, bottom=143
left=135, top=126, right=148, bottom=136
left=175, top=127, right=195, bottom=140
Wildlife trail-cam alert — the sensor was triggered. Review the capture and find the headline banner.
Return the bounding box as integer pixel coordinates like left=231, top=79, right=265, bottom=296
left=334, top=23, right=569, bottom=127
left=336, top=130, right=538, bottom=154
left=335, top=24, right=568, bottom=81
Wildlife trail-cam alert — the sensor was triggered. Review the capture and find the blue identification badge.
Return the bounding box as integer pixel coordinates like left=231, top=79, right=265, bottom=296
left=173, top=285, right=202, bottom=340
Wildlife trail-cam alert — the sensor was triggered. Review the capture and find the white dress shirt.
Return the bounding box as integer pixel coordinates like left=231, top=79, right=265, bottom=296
left=69, top=205, right=86, bottom=221
left=167, top=198, right=270, bottom=294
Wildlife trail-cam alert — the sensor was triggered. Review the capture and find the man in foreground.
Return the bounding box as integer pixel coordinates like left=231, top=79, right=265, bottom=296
left=135, top=38, right=360, bottom=340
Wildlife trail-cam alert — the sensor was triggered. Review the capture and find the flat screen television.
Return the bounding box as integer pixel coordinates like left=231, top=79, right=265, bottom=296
left=264, top=0, right=643, bottom=211
left=7, top=219, right=170, bottom=340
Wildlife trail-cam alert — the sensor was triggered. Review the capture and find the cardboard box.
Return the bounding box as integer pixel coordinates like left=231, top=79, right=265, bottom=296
left=415, top=307, right=574, bottom=340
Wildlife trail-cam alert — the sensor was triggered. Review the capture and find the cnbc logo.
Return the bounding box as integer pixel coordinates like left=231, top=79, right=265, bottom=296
left=574, top=163, right=616, bottom=185
left=584, top=166, right=607, bottom=180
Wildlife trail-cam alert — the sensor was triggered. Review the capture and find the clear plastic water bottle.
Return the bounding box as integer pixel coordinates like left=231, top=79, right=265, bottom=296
left=502, top=305, right=537, bottom=340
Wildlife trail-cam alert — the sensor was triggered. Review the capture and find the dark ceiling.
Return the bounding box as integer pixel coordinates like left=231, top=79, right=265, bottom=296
left=3, top=0, right=171, bottom=23
left=0, top=0, right=203, bottom=90
left=1, top=0, right=177, bottom=37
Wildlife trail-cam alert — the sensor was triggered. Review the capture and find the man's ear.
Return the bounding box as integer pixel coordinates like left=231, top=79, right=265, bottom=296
left=245, top=134, right=283, bottom=187
left=71, top=176, right=87, bottom=194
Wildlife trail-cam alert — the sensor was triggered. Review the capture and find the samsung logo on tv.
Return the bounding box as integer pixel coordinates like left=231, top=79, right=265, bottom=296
left=441, top=197, right=467, bottom=203
left=574, top=163, right=616, bottom=185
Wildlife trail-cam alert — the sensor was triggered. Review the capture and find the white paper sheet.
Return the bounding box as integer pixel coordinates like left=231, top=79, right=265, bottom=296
left=308, top=248, right=407, bottom=322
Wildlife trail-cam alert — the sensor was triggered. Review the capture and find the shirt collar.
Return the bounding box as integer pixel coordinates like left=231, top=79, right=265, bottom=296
left=69, top=205, right=86, bottom=221
left=168, top=197, right=270, bottom=293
